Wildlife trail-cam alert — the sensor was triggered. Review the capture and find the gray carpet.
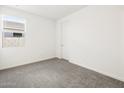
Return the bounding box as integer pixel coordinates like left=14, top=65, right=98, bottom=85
left=0, top=58, right=124, bottom=88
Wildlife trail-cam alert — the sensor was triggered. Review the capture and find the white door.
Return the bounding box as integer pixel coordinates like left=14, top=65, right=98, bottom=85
left=61, top=21, right=70, bottom=60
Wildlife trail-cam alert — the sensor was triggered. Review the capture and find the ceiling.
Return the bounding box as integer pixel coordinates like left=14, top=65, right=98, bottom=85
left=5, top=5, right=87, bottom=20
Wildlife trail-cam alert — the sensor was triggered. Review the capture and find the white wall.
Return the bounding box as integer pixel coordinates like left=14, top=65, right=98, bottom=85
left=120, top=10, right=124, bottom=80
left=56, top=6, right=124, bottom=81
left=0, top=7, right=56, bottom=69
left=0, top=7, right=2, bottom=67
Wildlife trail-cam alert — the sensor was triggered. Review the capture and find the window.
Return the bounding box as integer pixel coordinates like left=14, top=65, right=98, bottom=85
left=2, top=15, right=25, bottom=47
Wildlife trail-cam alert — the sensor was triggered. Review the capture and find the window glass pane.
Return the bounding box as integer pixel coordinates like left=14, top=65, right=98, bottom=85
left=2, top=15, right=25, bottom=48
